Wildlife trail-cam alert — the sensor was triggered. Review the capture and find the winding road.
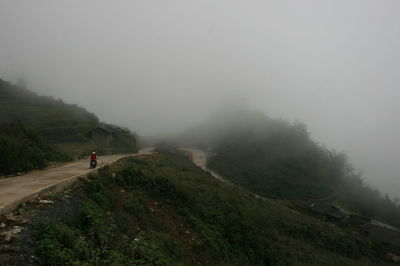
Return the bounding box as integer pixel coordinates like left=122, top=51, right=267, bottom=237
left=0, top=148, right=154, bottom=215
left=181, top=148, right=232, bottom=184
left=182, top=148, right=280, bottom=205
left=0, top=147, right=273, bottom=217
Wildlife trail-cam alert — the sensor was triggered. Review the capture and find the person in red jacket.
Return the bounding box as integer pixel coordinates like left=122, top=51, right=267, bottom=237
left=90, top=152, right=97, bottom=161
left=89, top=152, right=97, bottom=168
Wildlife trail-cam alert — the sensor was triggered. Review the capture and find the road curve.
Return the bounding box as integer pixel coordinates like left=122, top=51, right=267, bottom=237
left=182, top=148, right=280, bottom=204
left=0, top=148, right=154, bottom=215
left=181, top=148, right=232, bottom=184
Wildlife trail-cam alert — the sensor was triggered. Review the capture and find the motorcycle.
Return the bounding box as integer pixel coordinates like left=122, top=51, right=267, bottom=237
left=90, top=160, right=97, bottom=169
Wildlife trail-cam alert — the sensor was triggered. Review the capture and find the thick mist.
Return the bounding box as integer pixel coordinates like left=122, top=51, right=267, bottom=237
left=1, top=1, right=400, bottom=198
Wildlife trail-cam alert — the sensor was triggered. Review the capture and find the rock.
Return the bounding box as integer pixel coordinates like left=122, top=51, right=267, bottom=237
left=1, top=231, right=13, bottom=242
left=0, top=223, right=6, bottom=228
left=0, top=227, right=22, bottom=242
left=39, top=200, right=54, bottom=204
left=5, top=213, right=17, bottom=222
left=12, top=226, right=23, bottom=233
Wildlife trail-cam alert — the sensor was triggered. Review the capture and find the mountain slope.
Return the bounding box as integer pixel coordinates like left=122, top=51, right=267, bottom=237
left=4, top=148, right=398, bottom=265
left=181, top=108, right=343, bottom=199
left=181, top=108, right=400, bottom=227
left=0, top=78, right=137, bottom=175
left=0, top=79, right=98, bottom=142
left=0, top=121, right=69, bottom=176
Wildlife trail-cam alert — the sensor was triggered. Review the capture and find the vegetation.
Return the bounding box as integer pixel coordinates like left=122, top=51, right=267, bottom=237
left=0, top=79, right=98, bottom=142
left=0, top=78, right=137, bottom=175
left=32, top=149, right=397, bottom=265
left=0, top=121, right=70, bottom=176
left=181, top=108, right=400, bottom=226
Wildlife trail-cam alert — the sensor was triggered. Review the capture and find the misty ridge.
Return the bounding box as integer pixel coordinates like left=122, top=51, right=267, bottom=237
left=167, top=105, right=400, bottom=226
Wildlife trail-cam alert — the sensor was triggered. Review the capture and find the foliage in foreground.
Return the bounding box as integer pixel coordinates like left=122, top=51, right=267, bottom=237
left=32, top=150, right=396, bottom=265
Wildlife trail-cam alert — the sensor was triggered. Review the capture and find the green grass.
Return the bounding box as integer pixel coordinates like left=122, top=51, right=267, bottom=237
left=32, top=149, right=397, bottom=265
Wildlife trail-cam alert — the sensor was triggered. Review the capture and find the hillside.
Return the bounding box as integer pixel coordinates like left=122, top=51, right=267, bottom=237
left=0, top=122, right=70, bottom=176
left=1, top=148, right=398, bottom=265
left=180, top=108, right=340, bottom=199
left=0, top=78, right=137, bottom=175
left=180, top=108, right=400, bottom=227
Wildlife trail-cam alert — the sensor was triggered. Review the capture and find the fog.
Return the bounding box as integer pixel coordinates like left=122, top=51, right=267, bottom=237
left=1, top=0, right=400, bottom=198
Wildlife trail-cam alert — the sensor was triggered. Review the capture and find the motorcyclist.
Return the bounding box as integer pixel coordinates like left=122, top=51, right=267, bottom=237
left=89, top=152, right=97, bottom=168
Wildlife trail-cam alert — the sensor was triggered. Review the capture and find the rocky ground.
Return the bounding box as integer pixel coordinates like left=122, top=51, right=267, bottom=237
left=0, top=181, right=85, bottom=266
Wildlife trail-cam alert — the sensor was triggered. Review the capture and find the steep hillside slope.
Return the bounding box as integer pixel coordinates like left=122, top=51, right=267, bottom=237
left=181, top=108, right=344, bottom=199
left=2, top=148, right=397, bottom=265
left=181, top=108, right=400, bottom=227
left=0, top=122, right=69, bottom=176
left=0, top=79, right=98, bottom=142
left=0, top=78, right=137, bottom=175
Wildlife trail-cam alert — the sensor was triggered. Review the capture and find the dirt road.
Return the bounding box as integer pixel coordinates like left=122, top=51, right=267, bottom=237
left=183, top=148, right=280, bottom=204
left=181, top=148, right=231, bottom=184
left=0, top=148, right=154, bottom=215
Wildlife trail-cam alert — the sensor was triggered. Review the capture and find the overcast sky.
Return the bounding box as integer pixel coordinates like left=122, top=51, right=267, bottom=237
left=1, top=0, right=400, bottom=197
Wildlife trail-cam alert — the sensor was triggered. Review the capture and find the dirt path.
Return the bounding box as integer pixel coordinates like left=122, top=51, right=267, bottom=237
left=182, top=148, right=282, bottom=205
left=181, top=148, right=232, bottom=184
left=0, top=148, right=154, bottom=215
